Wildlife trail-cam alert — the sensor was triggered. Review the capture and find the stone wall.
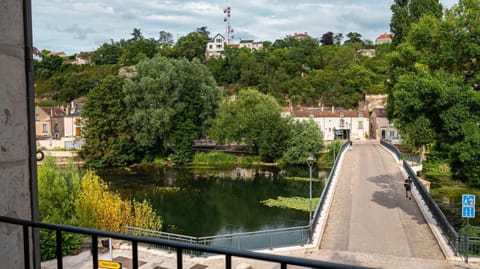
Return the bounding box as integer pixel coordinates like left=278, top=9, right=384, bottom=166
left=0, top=0, right=39, bottom=267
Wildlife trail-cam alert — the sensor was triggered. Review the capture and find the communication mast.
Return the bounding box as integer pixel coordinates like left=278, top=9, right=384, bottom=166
left=224, top=2, right=234, bottom=45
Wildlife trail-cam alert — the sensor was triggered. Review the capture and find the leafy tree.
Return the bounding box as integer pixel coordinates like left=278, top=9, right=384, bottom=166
left=211, top=88, right=290, bottom=162
left=75, top=170, right=162, bottom=232
left=158, top=30, right=174, bottom=47
left=120, top=38, right=158, bottom=66
left=344, top=32, right=363, bottom=44
left=390, top=0, right=443, bottom=46
left=92, top=41, right=122, bottom=65
left=38, top=158, right=82, bottom=260
left=80, top=75, right=136, bottom=167
left=174, top=29, right=210, bottom=61
left=123, top=55, right=221, bottom=162
left=129, top=28, right=144, bottom=43
left=334, top=33, right=344, bottom=45
left=282, top=119, right=324, bottom=164
left=320, top=32, right=334, bottom=46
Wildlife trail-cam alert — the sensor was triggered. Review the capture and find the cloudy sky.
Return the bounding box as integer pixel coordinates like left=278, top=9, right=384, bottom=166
left=32, top=0, right=459, bottom=55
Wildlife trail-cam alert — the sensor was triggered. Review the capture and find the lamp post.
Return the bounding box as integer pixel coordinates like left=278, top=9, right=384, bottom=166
left=307, top=155, right=315, bottom=226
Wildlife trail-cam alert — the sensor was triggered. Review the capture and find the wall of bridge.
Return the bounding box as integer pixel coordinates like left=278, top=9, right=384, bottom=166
left=0, top=0, right=39, bottom=267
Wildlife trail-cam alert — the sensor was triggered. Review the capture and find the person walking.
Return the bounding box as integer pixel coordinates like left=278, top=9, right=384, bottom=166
left=349, top=140, right=352, bottom=151
left=404, top=176, right=413, bottom=200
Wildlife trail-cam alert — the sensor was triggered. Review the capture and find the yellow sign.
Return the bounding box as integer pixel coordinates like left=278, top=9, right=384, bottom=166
left=98, top=260, right=122, bottom=269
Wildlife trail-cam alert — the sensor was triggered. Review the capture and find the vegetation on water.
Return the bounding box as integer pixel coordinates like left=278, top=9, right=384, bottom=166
left=37, top=157, right=161, bottom=260
left=193, top=152, right=237, bottom=164
left=261, top=196, right=320, bottom=212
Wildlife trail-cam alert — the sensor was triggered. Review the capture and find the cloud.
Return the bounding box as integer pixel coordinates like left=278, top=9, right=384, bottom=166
left=32, top=0, right=458, bottom=55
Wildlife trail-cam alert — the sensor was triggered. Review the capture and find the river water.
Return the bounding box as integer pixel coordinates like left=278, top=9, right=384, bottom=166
left=98, top=165, right=327, bottom=237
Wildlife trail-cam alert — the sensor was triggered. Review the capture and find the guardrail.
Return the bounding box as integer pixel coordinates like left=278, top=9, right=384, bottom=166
left=126, top=225, right=311, bottom=253
left=459, top=236, right=480, bottom=257
left=403, top=160, right=459, bottom=254
left=0, top=215, right=367, bottom=269
left=380, top=140, right=459, bottom=255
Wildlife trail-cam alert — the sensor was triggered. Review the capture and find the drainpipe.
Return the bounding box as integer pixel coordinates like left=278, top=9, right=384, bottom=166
left=23, top=0, right=41, bottom=267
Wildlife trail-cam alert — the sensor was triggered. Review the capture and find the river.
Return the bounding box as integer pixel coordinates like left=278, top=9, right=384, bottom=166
left=97, top=165, right=327, bottom=237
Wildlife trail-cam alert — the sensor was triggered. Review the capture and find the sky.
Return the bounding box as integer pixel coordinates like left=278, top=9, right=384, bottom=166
left=32, top=0, right=459, bottom=55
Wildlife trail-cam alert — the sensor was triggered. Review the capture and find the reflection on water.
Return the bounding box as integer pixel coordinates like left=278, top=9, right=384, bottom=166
left=98, top=165, right=326, bottom=237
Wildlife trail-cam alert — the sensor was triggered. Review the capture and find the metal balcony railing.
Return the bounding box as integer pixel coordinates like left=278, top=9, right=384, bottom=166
left=0, top=215, right=369, bottom=269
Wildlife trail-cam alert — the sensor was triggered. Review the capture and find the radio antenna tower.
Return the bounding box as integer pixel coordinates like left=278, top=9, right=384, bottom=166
left=224, top=1, right=234, bottom=45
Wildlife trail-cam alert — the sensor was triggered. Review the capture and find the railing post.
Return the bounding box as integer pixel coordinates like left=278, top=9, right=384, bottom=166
left=226, top=254, right=232, bottom=269
left=56, top=229, right=63, bottom=269
left=23, top=225, right=30, bottom=269
left=177, top=248, right=183, bottom=269
left=132, top=241, right=138, bottom=269
left=91, top=235, right=98, bottom=269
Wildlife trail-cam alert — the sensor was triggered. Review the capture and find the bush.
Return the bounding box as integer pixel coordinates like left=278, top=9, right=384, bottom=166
left=193, top=152, right=236, bottom=164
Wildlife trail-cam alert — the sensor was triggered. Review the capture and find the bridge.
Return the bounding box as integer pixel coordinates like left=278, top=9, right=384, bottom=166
left=308, top=140, right=460, bottom=268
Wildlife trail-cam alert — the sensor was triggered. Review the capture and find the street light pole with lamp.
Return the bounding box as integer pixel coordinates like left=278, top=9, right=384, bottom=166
left=307, top=155, right=315, bottom=226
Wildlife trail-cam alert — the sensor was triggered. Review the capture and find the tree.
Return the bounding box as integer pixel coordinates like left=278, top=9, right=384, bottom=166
left=75, top=171, right=162, bottom=232
left=92, top=41, right=122, bottom=65
left=129, top=28, right=144, bottom=43
left=334, top=33, right=343, bottom=45
left=119, top=38, right=158, bottom=66
left=282, top=119, right=323, bottom=164
left=174, top=29, right=210, bottom=61
left=390, top=0, right=443, bottom=46
left=344, top=32, right=363, bottom=45
left=80, top=75, right=136, bottom=167
left=320, top=32, right=334, bottom=46
left=38, top=158, right=82, bottom=260
left=158, top=30, right=174, bottom=47
left=123, top=55, right=221, bottom=162
left=211, top=88, right=291, bottom=162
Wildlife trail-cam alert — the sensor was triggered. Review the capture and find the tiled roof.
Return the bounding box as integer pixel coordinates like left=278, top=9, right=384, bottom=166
left=292, top=109, right=368, bottom=118
left=40, top=107, right=66, bottom=117
left=376, top=33, right=392, bottom=40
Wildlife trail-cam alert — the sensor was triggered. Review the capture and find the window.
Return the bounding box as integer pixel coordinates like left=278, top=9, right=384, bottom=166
left=35, top=114, right=39, bottom=121
left=42, top=124, right=48, bottom=133
left=216, top=38, right=223, bottom=43
left=339, top=119, right=344, bottom=128
left=389, top=131, right=395, bottom=137
left=54, top=123, right=59, bottom=132
left=358, top=121, right=363, bottom=129
left=216, top=44, right=222, bottom=49
left=209, top=45, right=213, bottom=49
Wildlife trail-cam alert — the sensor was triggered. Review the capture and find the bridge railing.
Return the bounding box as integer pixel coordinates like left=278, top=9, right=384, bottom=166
left=0, top=215, right=368, bottom=269
left=311, top=142, right=348, bottom=233
left=403, top=160, right=459, bottom=254
left=381, top=140, right=459, bottom=255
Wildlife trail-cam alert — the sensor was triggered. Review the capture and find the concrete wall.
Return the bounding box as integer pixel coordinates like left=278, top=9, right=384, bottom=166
left=0, top=0, right=39, bottom=267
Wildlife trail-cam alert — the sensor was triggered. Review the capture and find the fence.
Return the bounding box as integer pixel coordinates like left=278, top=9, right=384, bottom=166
left=381, top=140, right=460, bottom=256
left=0, top=215, right=368, bottom=269
left=125, top=142, right=348, bottom=253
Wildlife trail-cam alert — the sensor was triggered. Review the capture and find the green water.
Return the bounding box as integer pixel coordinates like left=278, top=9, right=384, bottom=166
left=98, top=165, right=326, bottom=237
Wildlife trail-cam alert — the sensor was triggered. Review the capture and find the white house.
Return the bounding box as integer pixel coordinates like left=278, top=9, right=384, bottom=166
left=206, top=33, right=226, bottom=59
left=283, top=107, right=370, bottom=141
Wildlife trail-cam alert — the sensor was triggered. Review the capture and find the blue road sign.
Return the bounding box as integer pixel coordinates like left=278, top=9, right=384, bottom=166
left=462, top=194, right=475, bottom=218
left=463, top=206, right=475, bottom=218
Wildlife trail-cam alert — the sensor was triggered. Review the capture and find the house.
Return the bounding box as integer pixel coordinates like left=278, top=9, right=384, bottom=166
left=35, top=97, right=85, bottom=150
left=35, top=106, right=66, bottom=140
left=238, top=40, right=263, bottom=50
left=375, top=33, right=392, bottom=45
left=47, top=51, right=68, bottom=58
left=369, top=108, right=400, bottom=142
left=283, top=106, right=370, bottom=141
left=206, top=33, right=226, bottom=59
left=293, top=32, right=310, bottom=39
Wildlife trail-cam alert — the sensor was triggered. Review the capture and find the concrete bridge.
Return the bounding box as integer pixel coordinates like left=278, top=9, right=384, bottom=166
left=301, top=140, right=469, bottom=268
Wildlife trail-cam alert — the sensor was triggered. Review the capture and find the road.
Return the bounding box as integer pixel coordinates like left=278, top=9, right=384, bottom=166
left=320, top=140, right=445, bottom=258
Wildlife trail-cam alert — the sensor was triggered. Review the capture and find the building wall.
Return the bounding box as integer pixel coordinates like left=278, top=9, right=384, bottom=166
left=294, top=115, right=370, bottom=141
left=0, top=0, right=39, bottom=267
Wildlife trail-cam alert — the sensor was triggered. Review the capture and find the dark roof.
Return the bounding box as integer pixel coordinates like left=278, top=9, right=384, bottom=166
left=39, top=107, right=66, bottom=117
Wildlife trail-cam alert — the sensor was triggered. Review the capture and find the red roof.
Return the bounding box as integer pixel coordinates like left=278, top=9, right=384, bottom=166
left=40, top=107, right=66, bottom=117
left=376, top=33, right=392, bottom=40
left=292, top=109, right=368, bottom=118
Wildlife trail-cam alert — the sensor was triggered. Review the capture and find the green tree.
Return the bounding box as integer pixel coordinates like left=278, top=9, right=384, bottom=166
left=80, top=75, right=136, bottom=167
left=38, top=158, right=82, bottom=260
left=211, top=88, right=290, bottom=162
left=344, top=32, right=363, bottom=45
left=282, top=119, right=323, bottom=164
left=174, top=29, right=210, bottom=61
left=123, top=55, right=221, bottom=162
left=92, top=41, right=122, bottom=65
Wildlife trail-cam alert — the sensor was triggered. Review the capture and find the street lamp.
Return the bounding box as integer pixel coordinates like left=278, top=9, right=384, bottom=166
left=307, top=155, right=315, bottom=226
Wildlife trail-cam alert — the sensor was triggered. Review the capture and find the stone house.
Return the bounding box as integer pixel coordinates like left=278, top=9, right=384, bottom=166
left=35, top=106, right=66, bottom=140
left=369, top=108, right=399, bottom=142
